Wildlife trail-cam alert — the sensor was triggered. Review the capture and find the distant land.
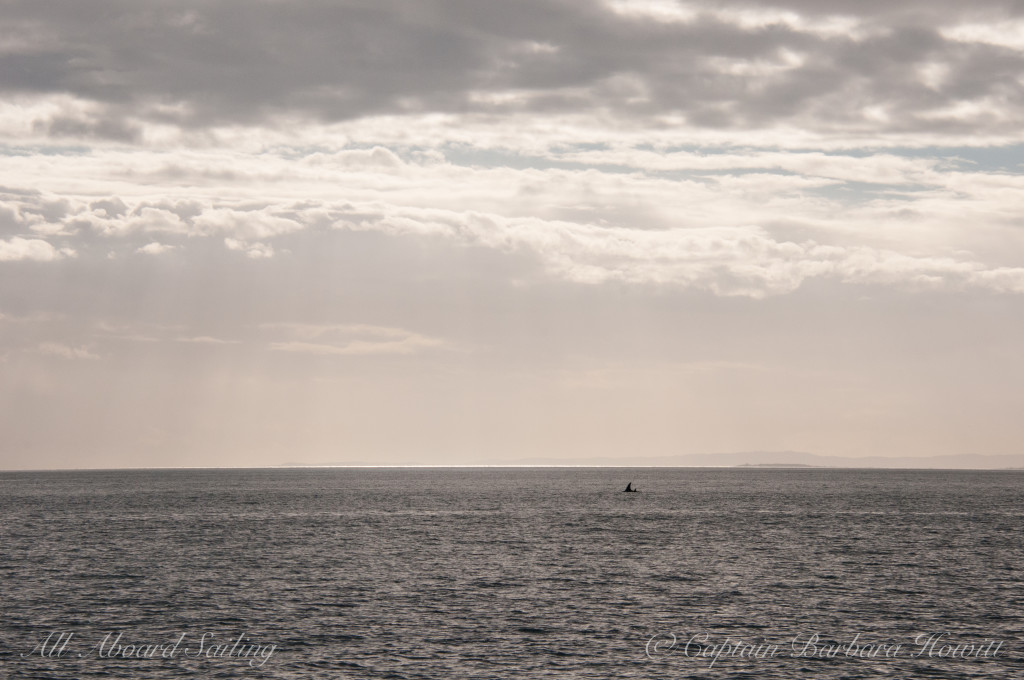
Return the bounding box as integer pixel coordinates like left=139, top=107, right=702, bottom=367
left=279, top=451, right=1024, bottom=470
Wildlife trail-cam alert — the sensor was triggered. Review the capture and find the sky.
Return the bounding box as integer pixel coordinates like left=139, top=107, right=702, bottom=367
left=2, top=0, right=1024, bottom=469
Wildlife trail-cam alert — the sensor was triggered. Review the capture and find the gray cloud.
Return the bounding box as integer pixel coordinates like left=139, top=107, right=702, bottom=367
left=3, top=1, right=1024, bottom=137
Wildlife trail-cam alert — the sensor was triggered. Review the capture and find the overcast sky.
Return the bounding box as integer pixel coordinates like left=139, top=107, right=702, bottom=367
left=3, top=0, right=1024, bottom=468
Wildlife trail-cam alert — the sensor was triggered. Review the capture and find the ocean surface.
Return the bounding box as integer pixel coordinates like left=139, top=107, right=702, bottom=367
left=1, top=467, right=1022, bottom=679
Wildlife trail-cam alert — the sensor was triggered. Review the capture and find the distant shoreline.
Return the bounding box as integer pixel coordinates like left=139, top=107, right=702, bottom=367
left=3, top=464, right=1024, bottom=472
left=7, top=450, right=1024, bottom=472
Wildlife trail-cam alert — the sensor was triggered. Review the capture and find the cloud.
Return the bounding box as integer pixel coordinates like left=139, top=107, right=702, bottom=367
left=3, top=140, right=1024, bottom=297
left=126, top=208, right=191, bottom=235
left=265, top=323, right=447, bottom=356
left=92, top=322, right=241, bottom=345
left=269, top=340, right=439, bottom=356
left=136, top=242, right=175, bottom=255
left=224, top=238, right=275, bottom=259
left=35, top=342, right=99, bottom=360
left=2, top=1, right=1024, bottom=143
left=197, top=209, right=304, bottom=240
left=0, top=236, right=73, bottom=261
left=335, top=206, right=1024, bottom=297
left=3, top=2, right=1024, bottom=299
left=174, top=335, right=240, bottom=344
left=89, top=197, right=128, bottom=218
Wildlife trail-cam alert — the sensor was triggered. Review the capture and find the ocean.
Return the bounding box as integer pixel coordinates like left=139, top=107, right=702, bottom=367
left=1, top=467, right=1022, bottom=679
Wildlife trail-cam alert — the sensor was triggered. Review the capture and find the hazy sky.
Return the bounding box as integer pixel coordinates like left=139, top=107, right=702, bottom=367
left=3, top=0, right=1024, bottom=468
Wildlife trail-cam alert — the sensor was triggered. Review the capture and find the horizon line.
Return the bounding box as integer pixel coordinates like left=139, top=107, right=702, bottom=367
left=2, top=464, right=1022, bottom=473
